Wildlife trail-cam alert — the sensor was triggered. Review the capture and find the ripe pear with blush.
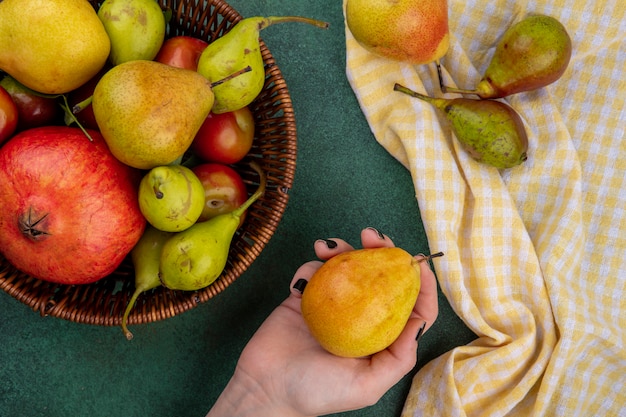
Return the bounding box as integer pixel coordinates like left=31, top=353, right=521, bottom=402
left=441, top=15, right=572, bottom=98
left=345, top=0, right=449, bottom=65
left=301, top=247, right=422, bottom=358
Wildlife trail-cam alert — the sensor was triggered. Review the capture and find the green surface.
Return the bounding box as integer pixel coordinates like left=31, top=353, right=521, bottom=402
left=0, top=1, right=476, bottom=416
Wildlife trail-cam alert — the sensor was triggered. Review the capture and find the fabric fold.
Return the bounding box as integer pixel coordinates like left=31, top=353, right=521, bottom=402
left=344, top=0, right=626, bottom=415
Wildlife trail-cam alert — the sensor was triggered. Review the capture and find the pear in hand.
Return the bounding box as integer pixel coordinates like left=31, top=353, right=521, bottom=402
left=345, top=0, right=449, bottom=65
left=394, top=84, right=528, bottom=169
left=121, top=225, right=172, bottom=340
left=138, top=165, right=206, bottom=232
left=440, top=15, right=572, bottom=98
left=301, top=247, right=421, bottom=358
left=197, top=16, right=329, bottom=114
left=158, top=162, right=266, bottom=291
left=97, top=0, right=166, bottom=65
left=93, top=60, right=215, bottom=169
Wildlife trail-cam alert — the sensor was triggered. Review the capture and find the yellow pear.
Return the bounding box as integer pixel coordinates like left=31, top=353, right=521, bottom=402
left=345, top=0, right=449, bottom=65
left=92, top=60, right=215, bottom=169
left=301, top=247, right=421, bottom=357
left=0, top=0, right=110, bottom=94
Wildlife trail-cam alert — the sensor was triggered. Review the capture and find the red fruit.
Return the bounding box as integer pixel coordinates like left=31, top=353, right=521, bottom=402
left=155, top=36, right=209, bottom=71
left=0, top=126, right=146, bottom=285
left=0, top=85, right=18, bottom=145
left=0, top=76, right=60, bottom=132
left=191, top=163, right=248, bottom=224
left=191, top=107, right=255, bottom=164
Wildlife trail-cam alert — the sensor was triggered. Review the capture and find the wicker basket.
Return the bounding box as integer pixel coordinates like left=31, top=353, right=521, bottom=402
left=0, top=0, right=296, bottom=326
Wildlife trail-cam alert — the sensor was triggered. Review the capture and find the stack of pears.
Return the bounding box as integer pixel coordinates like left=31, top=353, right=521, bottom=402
left=394, top=14, right=571, bottom=169
left=121, top=162, right=266, bottom=339
left=90, top=14, right=328, bottom=170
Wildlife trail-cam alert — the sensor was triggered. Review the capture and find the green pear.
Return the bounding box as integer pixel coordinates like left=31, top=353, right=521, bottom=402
left=92, top=60, right=215, bottom=169
left=122, top=225, right=173, bottom=340
left=158, top=162, right=266, bottom=291
left=440, top=15, right=571, bottom=98
left=97, top=0, right=166, bottom=65
left=0, top=0, right=110, bottom=94
left=138, top=165, right=206, bottom=232
left=197, top=16, right=329, bottom=114
left=394, top=84, right=528, bottom=169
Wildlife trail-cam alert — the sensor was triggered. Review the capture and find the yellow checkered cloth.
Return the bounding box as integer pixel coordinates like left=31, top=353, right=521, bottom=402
left=344, top=0, right=626, bottom=415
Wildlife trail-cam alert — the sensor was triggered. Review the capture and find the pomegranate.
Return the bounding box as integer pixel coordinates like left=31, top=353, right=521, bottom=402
left=0, top=126, right=146, bottom=285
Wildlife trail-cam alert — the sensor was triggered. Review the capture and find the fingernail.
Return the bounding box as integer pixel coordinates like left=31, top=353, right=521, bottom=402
left=366, top=227, right=385, bottom=240
left=316, top=239, right=337, bottom=249
left=415, top=321, right=427, bottom=342
left=293, top=278, right=308, bottom=294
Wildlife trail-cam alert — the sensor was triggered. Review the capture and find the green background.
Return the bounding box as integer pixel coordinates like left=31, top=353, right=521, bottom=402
left=0, top=1, right=476, bottom=416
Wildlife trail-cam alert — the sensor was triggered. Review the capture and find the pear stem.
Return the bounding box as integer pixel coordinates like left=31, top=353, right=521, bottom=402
left=393, top=83, right=431, bottom=101
left=60, top=94, right=94, bottom=142
left=436, top=60, right=446, bottom=93
left=121, top=287, right=143, bottom=341
left=261, top=16, right=330, bottom=31
left=232, top=161, right=266, bottom=219
left=417, top=252, right=444, bottom=263
left=210, top=66, right=253, bottom=88
left=439, top=85, right=477, bottom=95
left=393, top=83, right=448, bottom=110
left=435, top=62, right=477, bottom=96
left=72, top=95, right=93, bottom=115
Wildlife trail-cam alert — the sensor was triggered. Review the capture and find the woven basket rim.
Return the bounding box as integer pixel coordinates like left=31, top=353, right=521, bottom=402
left=0, top=0, right=297, bottom=327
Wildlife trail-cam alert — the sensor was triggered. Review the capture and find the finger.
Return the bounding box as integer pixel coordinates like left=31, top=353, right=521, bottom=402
left=314, top=238, right=355, bottom=260
left=289, top=260, right=324, bottom=298
left=354, top=317, right=422, bottom=401
left=411, top=256, right=439, bottom=332
left=360, top=227, right=396, bottom=248
left=382, top=317, right=422, bottom=369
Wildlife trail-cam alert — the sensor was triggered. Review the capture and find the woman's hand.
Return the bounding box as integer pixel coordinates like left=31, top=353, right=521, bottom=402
left=206, top=227, right=439, bottom=417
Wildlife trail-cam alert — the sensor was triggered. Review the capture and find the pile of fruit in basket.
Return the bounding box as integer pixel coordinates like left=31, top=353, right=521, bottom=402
left=0, top=0, right=328, bottom=338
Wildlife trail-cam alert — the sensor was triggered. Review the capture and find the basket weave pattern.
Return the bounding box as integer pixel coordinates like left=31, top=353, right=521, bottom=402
left=0, top=0, right=296, bottom=326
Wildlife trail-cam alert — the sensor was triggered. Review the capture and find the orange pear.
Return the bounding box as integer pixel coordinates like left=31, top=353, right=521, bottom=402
left=346, top=0, right=449, bottom=65
left=301, top=247, right=421, bottom=357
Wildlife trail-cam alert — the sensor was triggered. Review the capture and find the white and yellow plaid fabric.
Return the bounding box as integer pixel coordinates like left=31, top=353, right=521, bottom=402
left=344, top=0, right=625, bottom=415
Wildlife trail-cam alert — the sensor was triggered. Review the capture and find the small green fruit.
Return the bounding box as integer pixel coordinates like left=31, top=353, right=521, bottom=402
left=97, top=0, right=166, bottom=65
left=158, top=162, right=266, bottom=291
left=138, top=165, right=205, bottom=232
left=197, top=15, right=328, bottom=114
